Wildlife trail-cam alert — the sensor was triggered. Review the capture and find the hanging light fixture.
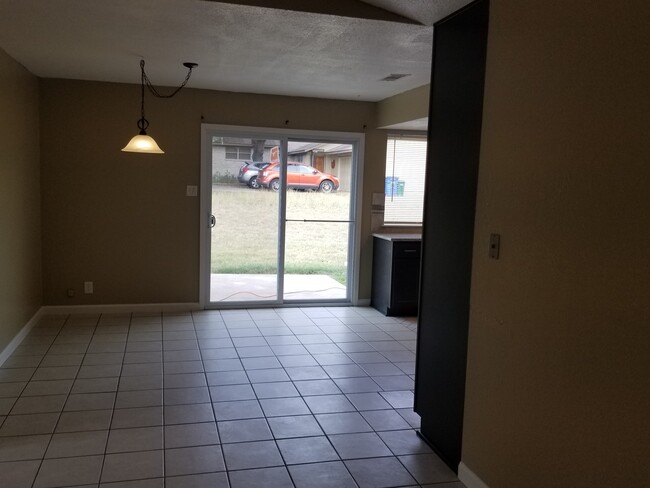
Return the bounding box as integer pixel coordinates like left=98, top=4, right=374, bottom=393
left=122, top=59, right=197, bottom=154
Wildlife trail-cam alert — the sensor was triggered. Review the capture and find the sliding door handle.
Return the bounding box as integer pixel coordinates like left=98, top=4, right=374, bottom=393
left=209, top=214, right=216, bottom=228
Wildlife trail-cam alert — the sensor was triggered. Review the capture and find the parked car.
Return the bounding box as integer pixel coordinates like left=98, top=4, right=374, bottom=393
left=258, top=163, right=340, bottom=192
left=237, top=161, right=270, bottom=188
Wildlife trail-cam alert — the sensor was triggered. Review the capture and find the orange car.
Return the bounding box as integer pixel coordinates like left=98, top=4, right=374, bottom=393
left=258, top=163, right=340, bottom=192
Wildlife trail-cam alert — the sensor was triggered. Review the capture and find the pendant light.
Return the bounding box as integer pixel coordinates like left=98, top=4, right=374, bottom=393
left=122, top=59, right=197, bottom=154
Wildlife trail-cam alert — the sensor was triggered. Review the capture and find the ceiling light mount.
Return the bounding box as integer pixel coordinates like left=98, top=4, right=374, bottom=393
left=122, top=59, right=198, bottom=154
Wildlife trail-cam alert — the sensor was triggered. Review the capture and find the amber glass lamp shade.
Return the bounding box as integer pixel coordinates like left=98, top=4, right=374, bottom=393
left=121, top=132, right=164, bottom=154
left=121, top=115, right=164, bottom=154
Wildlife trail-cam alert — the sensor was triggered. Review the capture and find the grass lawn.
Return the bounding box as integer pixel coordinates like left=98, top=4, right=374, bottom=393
left=211, top=185, right=351, bottom=284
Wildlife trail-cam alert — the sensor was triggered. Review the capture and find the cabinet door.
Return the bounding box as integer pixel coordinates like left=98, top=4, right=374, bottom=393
left=391, top=242, right=421, bottom=315
left=370, top=238, right=393, bottom=315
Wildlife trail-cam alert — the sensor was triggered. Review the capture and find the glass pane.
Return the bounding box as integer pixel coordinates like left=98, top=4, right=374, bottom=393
left=210, top=137, right=280, bottom=302
left=284, top=140, right=353, bottom=300
left=384, top=136, right=427, bottom=224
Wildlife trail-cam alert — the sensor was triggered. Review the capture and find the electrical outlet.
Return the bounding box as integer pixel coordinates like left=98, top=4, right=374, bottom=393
left=67, top=289, right=75, bottom=298
left=84, top=281, right=94, bottom=294
left=186, top=185, right=198, bottom=197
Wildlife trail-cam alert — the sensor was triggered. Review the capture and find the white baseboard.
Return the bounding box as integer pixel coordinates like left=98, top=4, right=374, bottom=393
left=41, top=303, right=201, bottom=315
left=458, top=462, right=490, bottom=488
left=0, top=307, right=44, bottom=367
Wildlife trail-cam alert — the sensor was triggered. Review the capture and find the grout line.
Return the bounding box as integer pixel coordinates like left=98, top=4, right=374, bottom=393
left=28, top=313, right=99, bottom=488
left=160, top=311, right=166, bottom=488
left=90, top=312, right=126, bottom=486
left=1, top=307, right=420, bottom=486
left=3, top=320, right=66, bottom=409
left=193, top=309, right=231, bottom=487
left=241, top=315, right=294, bottom=485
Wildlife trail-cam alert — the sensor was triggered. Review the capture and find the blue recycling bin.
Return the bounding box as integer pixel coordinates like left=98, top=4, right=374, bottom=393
left=385, top=177, right=399, bottom=196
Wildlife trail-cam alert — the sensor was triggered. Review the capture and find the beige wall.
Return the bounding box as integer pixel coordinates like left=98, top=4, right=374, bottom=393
left=463, top=1, right=650, bottom=486
left=377, top=84, right=429, bottom=129
left=0, top=48, right=42, bottom=351
left=39, top=79, right=385, bottom=304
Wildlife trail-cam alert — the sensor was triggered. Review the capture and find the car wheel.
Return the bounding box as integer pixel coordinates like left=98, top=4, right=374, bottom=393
left=319, top=180, right=334, bottom=193
left=270, top=179, right=280, bottom=191
left=248, top=176, right=260, bottom=189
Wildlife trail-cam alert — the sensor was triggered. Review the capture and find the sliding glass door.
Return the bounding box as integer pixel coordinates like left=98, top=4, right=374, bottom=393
left=201, top=126, right=362, bottom=307
left=208, top=135, right=281, bottom=303
left=283, top=140, right=353, bottom=301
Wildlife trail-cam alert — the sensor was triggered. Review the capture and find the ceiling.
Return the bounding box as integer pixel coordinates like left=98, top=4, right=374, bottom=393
left=0, top=0, right=470, bottom=103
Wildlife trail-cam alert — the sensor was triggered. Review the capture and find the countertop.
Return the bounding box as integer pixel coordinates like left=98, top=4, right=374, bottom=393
left=372, top=233, right=422, bottom=241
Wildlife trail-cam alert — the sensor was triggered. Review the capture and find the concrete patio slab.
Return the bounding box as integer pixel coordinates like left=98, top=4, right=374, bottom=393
left=210, top=274, right=346, bottom=302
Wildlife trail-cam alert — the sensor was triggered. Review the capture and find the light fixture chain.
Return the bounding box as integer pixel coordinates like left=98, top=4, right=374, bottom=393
left=140, top=60, right=146, bottom=121
left=140, top=59, right=195, bottom=99
left=122, top=59, right=196, bottom=153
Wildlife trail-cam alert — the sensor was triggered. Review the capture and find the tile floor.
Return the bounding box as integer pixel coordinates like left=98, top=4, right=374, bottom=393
left=0, top=306, right=465, bottom=488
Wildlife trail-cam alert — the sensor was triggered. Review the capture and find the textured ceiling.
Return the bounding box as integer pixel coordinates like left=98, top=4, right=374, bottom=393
left=361, top=0, right=473, bottom=26
left=0, top=0, right=469, bottom=103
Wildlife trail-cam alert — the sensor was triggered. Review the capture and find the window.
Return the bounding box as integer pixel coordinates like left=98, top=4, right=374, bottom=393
left=384, top=135, right=427, bottom=224
left=225, top=146, right=252, bottom=160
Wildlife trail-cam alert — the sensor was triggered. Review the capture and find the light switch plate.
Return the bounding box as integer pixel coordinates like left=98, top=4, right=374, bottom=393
left=186, top=185, right=198, bottom=197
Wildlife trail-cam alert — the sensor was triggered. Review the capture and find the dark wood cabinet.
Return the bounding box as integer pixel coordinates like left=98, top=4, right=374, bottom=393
left=371, top=234, right=421, bottom=316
